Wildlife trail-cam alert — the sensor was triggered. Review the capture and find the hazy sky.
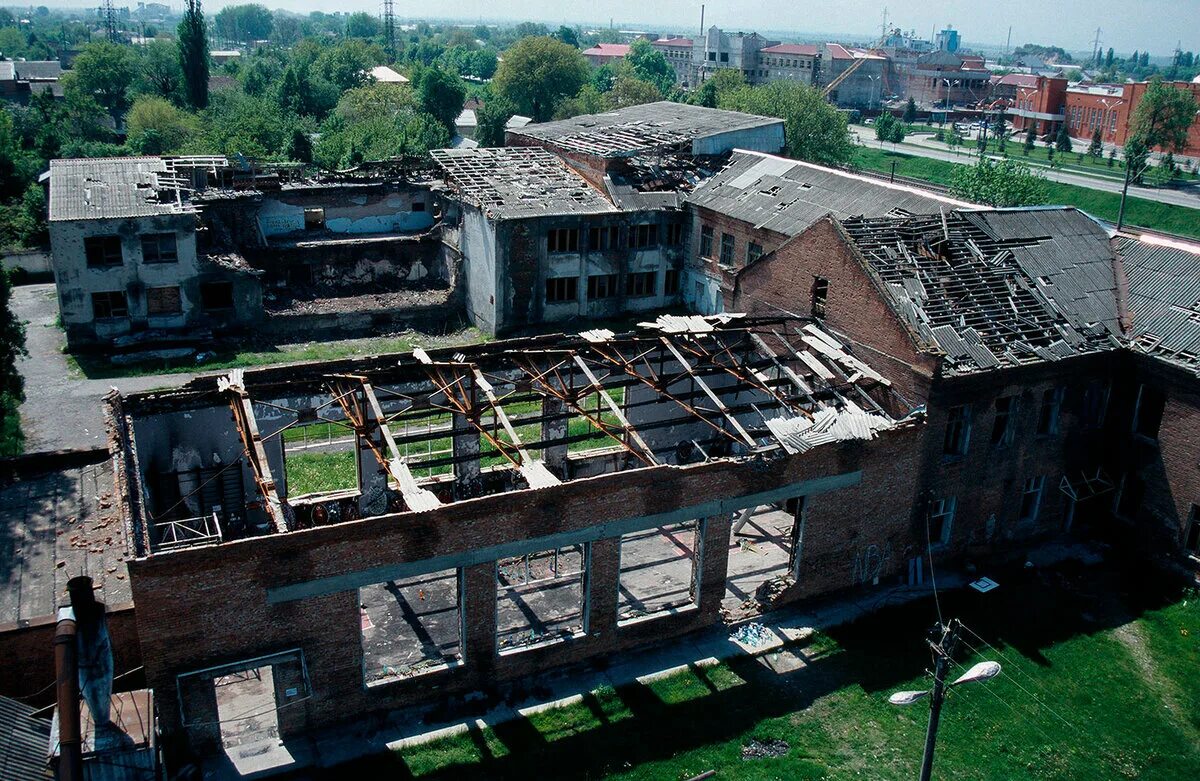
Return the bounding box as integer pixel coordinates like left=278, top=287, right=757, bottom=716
left=53, top=0, right=1200, bottom=55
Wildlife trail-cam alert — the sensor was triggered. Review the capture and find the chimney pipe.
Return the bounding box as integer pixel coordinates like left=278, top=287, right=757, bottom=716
left=54, top=607, right=83, bottom=781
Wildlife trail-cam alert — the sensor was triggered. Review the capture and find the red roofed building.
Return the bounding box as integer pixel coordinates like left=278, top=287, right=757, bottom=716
left=582, top=43, right=631, bottom=67
left=822, top=43, right=889, bottom=108
left=759, top=43, right=822, bottom=86
left=651, top=37, right=695, bottom=86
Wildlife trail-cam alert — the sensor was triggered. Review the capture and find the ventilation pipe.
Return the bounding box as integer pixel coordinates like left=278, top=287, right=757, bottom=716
left=53, top=606, right=83, bottom=781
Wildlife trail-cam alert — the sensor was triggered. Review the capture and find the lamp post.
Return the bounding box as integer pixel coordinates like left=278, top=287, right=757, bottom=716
left=867, top=75, right=881, bottom=113
left=889, top=619, right=1001, bottom=781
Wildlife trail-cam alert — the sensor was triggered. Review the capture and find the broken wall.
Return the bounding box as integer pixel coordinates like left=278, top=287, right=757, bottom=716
left=256, top=186, right=435, bottom=238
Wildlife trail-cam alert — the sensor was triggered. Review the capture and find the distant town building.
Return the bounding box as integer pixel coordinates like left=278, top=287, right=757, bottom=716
left=650, top=37, right=694, bottom=86
left=935, top=27, right=960, bottom=53
left=582, top=43, right=631, bottom=67
left=823, top=44, right=888, bottom=108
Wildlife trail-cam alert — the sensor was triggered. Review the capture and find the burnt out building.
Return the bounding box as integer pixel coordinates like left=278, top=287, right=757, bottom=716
left=48, top=156, right=456, bottom=350
left=109, top=314, right=937, bottom=764
left=731, top=205, right=1200, bottom=577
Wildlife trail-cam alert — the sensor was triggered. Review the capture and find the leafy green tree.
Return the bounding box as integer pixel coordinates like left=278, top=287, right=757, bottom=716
left=66, top=42, right=136, bottom=119
left=874, top=112, right=896, bottom=142
left=949, top=158, right=1048, bottom=207
left=315, top=39, right=385, bottom=92
left=271, top=12, right=302, bottom=46
left=1107, top=148, right=1117, bottom=167
left=214, top=4, right=274, bottom=44
left=889, top=120, right=907, bottom=145
left=416, top=67, right=466, bottom=132
left=475, top=96, right=516, bottom=147
left=720, top=81, right=854, bottom=166
left=1105, top=47, right=1114, bottom=68
left=314, top=109, right=448, bottom=168
left=625, top=39, right=674, bottom=95
left=555, top=26, right=578, bottom=48
left=554, top=84, right=609, bottom=119
left=196, top=91, right=293, bottom=158
left=345, top=12, right=379, bottom=40
left=287, top=128, right=313, bottom=163
left=335, top=82, right=415, bottom=121
left=492, top=36, right=589, bottom=121
left=1023, top=126, right=1036, bottom=155
left=1123, top=135, right=1150, bottom=183
left=0, top=268, right=26, bottom=456
left=178, top=0, right=209, bottom=109
left=608, top=75, right=661, bottom=109
left=1128, top=77, right=1200, bottom=153
left=1054, top=122, right=1073, bottom=153
left=137, top=40, right=185, bottom=101
left=1087, top=127, right=1104, bottom=160
left=126, top=95, right=199, bottom=153
left=903, top=97, right=917, bottom=124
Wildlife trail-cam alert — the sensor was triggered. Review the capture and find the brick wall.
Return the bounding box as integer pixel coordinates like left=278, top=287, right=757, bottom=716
left=127, top=422, right=926, bottom=747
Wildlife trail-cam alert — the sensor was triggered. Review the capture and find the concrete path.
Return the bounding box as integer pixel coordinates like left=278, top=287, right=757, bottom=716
left=13, top=284, right=201, bottom=452
left=849, top=126, right=1200, bottom=210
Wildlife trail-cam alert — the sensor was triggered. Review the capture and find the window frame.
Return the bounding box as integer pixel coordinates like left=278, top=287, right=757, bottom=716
left=626, top=271, right=657, bottom=298
left=718, top=232, right=735, bottom=266
left=91, top=290, right=129, bottom=320
left=140, top=232, right=179, bottom=264
left=663, top=268, right=680, bottom=296
left=587, top=274, right=619, bottom=300
left=547, top=228, right=580, bottom=254
left=928, top=497, right=956, bottom=546
left=587, top=225, right=618, bottom=252
left=991, top=395, right=1017, bottom=447
left=545, top=276, right=578, bottom=304
left=812, top=276, right=829, bottom=318
left=699, top=225, right=714, bottom=258
left=943, top=404, right=971, bottom=457
left=627, top=223, right=659, bottom=250
left=1036, top=386, right=1064, bottom=436
left=1019, top=475, right=1046, bottom=524
left=84, top=235, right=123, bottom=269
left=1131, top=383, right=1166, bottom=441
left=746, top=241, right=763, bottom=265
left=145, top=285, right=183, bottom=316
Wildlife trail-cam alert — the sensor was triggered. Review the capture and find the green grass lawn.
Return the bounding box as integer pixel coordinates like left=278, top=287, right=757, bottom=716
left=326, top=558, right=1198, bottom=780
left=66, top=328, right=488, bottom=381
left=852, top=147, right=1200, bottom=239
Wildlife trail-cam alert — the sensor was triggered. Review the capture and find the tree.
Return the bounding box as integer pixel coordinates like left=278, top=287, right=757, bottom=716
left=315, top=39, right=385, bottom=91
left=286, top=128, right=312, bottom=163
left=1105, top=47, right=1114, bottom=68
left=889, top=121, right=907, bottom=145
left=874, top=112, right=896, bottom=142
left=214, top=4, right=273, bottom=44
left=949, top=158, right=1048, bottom=207
left=345, top=12, right=379, bottom=40
left=1127, top=78, right=1200, bottom=153
left=719, top=81, right=854, bottom=166
left=178, top=0, right=209, bottom=110
left=492, top=36, right=589, bottom=121
left=475, top=96, right=516, bottom=147
left=138, top=40, right=184, bottom=101
left=1139, top=51, right=1150, bottom=67
left=903, top=97, right=917, bottom=124
left=1087, top=127, right=1104, bottom=160
left=607, top=75, right=661, bottom=109
left=625, top=39, right=674, bottom=95
left=555, top=83, right=609, bottom=119
left=125, top=96, right=198, bottom=153
left=1054, top=122, right=1072, bottom=153
left=1023, top=126, right=1036, bottom=155
left=66, top=42, right=136, bottom=118
left=0, top=268, right=25, bottom=456
left=416, top=67, right=466, bottom=132
left=555, top=26, right=578, bottom=48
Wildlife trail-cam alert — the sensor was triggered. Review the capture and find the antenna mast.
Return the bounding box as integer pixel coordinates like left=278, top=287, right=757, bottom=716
left=382, top=0, right=396, bottom=62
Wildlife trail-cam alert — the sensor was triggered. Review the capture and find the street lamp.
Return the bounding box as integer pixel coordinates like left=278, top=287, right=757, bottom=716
left=889, top=620, right=1001, bottom=781
left=866, top=75, right=881, bottom=113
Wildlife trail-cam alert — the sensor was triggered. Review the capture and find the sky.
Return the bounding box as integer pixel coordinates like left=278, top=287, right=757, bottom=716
left=40, top=0, right=1200, bottom=55
left=227, top=0, right=1199, bottom=55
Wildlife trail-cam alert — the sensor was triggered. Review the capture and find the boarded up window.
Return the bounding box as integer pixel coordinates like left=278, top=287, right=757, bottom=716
left=146, top=286, right=182, bottom=315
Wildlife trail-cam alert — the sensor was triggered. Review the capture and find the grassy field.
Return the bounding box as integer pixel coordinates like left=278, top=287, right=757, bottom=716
left=852, top=147, right=1200, bottom=239
left=66, top=328, right=488, bottom=381
left=327, top=557, right=1199, bottom=780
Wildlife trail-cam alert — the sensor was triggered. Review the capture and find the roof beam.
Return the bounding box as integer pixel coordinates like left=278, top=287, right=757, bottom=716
left=219, top=370, right=287, bottom=534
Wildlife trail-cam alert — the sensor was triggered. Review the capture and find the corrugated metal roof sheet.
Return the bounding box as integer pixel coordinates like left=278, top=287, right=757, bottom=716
left=0, top=695, right=51, bottom=781
left=48, top=157, right=177, bottom=222
left=1119, top=236, right=1200, bottom=370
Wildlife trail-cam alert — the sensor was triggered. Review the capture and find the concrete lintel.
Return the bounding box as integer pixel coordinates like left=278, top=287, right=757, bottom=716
left=266, top=470, right=862, bottom=603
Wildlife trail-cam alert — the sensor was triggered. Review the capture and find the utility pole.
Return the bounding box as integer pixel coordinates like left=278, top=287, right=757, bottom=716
left=1005, top=26, right=1011, bottom=55
left=1092, top=27, right=1103, bottom=66
left=919, top=621, right=959, bottom=781
left=382, top=0, right=396, bottom=62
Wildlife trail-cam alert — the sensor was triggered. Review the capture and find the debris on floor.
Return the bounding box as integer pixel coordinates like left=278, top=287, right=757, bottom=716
left=741, top=738, right=789, bottom=759
left=730, top=622, right=770, bottom=647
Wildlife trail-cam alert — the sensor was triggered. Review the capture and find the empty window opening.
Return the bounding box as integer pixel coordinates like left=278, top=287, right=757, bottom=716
left=664, top=268, right=680, bottom=295
left=1019, top=476, right=1046, bottom=524
left=1185, top=505, right=1200, bottom=555
left=411, top=200, right=426, bottom=212
left=627, top=271, right=657, bottom=298
left=943, top=405, right=971, bottom=456
left=1036, top=386, right=1064, bottom=436
left=699, top=226, right=714, bottom=258
left=146, top=286, right=182, bottom=316
left=588, top=225, right=619, bottom=252
left=304, top=208, right=325, bottom=231
left=928, top=497, right=956, bottom=546
left=747, top=241, right=763, bottom=266
left=546, top=276, right=578, bottom=304
left=283, top=420, right=359, bottom=497
left=84, top=235, right=123, bottom=268
left=719, top=232, right=735, bottom=266
left=666, top=222, right=684, bottom=245
left=618, top=521, right=700, bottom=624
left=200, top=281, right=235, bottom=312
left=628, top=223, right=659, bottom=249
left=496, top=545, right=587, bottom=652
left=587, top=273, right=618, bottom=300
left=547, top=227, right=580, bottom=254
left=1114, top=472, right=1144, bottom=521
left=811, top=277, right=829, bottom=317
left=141, top=232, right=178, bottom=264
left=360, top=569, right=462, bottom=685
left=92, top=291, right=128, bottom=320
left=213, top=667, right=280, bottom=755
left=724, top=499, right=804, bottom=615
left=1081, top=379, right=1110, bottom=429
left=991, top=396, right=1016, bottom=446
left=1132, top=384, right=1166, bottom=440
left=387, top=405, right=454, bottom=479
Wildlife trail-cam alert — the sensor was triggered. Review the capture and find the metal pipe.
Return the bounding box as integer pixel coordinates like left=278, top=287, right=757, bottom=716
left=54, top=607, right=83, bottom=781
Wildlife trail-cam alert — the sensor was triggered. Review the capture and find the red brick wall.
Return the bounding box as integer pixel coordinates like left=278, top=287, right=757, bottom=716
left=732, top=218, right=939, bottom=406
left=128, top=423, right=926, bottom=745
left=688, top=205, right=791, bottom=308
left=0, top=603, right=141, bottom=705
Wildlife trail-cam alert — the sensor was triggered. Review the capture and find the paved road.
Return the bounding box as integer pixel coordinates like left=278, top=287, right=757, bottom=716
left=14, top=284, right=200, bottom=451
left=849, top=126, right=1200, bottom=210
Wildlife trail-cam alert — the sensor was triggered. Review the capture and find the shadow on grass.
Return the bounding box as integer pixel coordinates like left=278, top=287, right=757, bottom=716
left=320, top=550, right=1185, bottom=781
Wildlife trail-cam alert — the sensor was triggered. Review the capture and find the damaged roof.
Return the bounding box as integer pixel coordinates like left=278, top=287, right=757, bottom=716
left=431, top=147, right=617, bottom=219
left=688, top=150, right=969, bottom=238
left=509, top=102, right=783, bottom=158
left=840, top=207, right=1123, bottom=374
left=1118, top=234, right=1200, bottom=372
left=49, top=157, right=178, bottom=222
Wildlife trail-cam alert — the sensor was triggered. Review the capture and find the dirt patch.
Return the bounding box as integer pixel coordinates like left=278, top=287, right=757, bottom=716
left=741, top=738, right=789, bottom=759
